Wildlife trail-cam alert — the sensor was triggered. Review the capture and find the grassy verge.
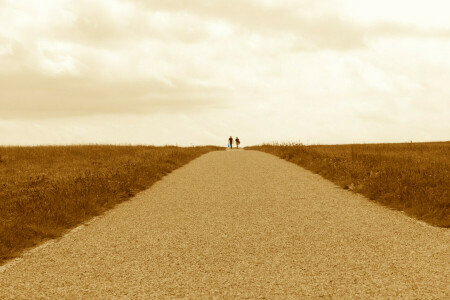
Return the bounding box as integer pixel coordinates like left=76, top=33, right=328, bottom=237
left=0, top=145, right=222, bottom=263
left=247, top=142, right=449, bottom=227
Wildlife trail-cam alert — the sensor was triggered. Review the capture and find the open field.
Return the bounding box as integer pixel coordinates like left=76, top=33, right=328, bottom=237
left=247, top=142, right=450, bottom=227
left=1, top=150, right=448, bottom=298
left=0, top=145, right=222, bottom=263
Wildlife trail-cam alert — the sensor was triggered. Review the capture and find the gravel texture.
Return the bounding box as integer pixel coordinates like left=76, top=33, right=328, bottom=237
left=0, top=150, right=449, bottom=299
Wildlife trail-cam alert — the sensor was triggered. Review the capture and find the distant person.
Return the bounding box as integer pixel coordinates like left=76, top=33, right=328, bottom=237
left=235, top=137, right=240, bottom=149
left=228, top=136, right=233, bottom=149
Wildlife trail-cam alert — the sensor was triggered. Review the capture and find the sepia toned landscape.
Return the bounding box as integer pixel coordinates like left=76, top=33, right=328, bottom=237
left=0, top=145, right=221, bottom=263
left=0, top=149, right=449, bottom=298
left=248, top=142, right=450, bottom=227
left=1, top=0, right=449, bottom=298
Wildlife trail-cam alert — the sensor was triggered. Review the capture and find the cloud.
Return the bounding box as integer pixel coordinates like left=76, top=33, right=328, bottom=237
left=0, top=72, right=230, bottom=119
left=131, top=0, right=450, bottom=50
left=0, top=0, right=449, bottom=145
left=62, top=1, right=212, bottom=47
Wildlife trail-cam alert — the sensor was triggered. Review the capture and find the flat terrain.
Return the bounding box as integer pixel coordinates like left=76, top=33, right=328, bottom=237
left=248, top=142, right=450, bottom=227
left=0, top=150, right=448, bottom=298
left=0, top=145, right=220, bottom=262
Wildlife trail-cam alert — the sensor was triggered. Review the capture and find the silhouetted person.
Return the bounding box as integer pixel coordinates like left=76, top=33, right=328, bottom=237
left=228, top=136, right=233, bottom=149
left=235, top=137, right=240, bottom=149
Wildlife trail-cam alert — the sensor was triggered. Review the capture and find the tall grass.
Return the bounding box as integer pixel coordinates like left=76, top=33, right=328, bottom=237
left=247, top=142, right=449, bottom=227
left=0, top=145, right=222, bottom=263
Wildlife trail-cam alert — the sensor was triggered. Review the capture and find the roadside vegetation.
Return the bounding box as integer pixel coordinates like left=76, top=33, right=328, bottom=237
left=247, top=142, right=449, bottom=228
left=0, top=145, right=222, bottom=263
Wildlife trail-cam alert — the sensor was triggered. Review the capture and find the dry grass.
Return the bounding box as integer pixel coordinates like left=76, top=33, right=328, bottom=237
left=0, top=145, right=222, bottom=263
left=247, top=142, right=449, bottom=228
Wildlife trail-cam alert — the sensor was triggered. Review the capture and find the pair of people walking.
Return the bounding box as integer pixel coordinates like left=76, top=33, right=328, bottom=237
left=228, top=136, right=240, bottom=149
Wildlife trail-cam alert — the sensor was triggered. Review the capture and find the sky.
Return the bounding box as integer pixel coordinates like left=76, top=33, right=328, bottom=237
left=0, top=0, right=449, bottom=146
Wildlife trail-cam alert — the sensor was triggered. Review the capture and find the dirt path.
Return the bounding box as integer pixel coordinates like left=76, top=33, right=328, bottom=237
left=0, top=150, right=448, bottom=298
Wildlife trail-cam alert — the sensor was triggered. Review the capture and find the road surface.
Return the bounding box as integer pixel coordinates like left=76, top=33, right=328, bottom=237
left=0, top=150, right=448, bottom=298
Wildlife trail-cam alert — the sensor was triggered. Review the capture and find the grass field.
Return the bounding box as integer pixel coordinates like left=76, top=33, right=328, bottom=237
left=0, top=145, right=222, bottom=263
left=247, top=142, right=449, bottom=228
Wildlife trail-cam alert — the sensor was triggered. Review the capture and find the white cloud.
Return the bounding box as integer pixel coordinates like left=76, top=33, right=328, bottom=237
left=336, top=0, right=450, bottom=29
left=206, top=21, right=234, bottom=38
left=36, top=40, right=80, bottom=75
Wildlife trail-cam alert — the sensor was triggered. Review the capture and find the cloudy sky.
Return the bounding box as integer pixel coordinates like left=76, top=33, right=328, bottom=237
left=0, top=0, right=449, bottom=146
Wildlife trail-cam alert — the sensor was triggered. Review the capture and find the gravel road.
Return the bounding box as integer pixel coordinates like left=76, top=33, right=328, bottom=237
left=0, top=150, right=449, bottom=299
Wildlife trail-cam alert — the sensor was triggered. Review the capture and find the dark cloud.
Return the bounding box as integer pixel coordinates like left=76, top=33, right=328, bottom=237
left=0, top=72, right=230, bottom=119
